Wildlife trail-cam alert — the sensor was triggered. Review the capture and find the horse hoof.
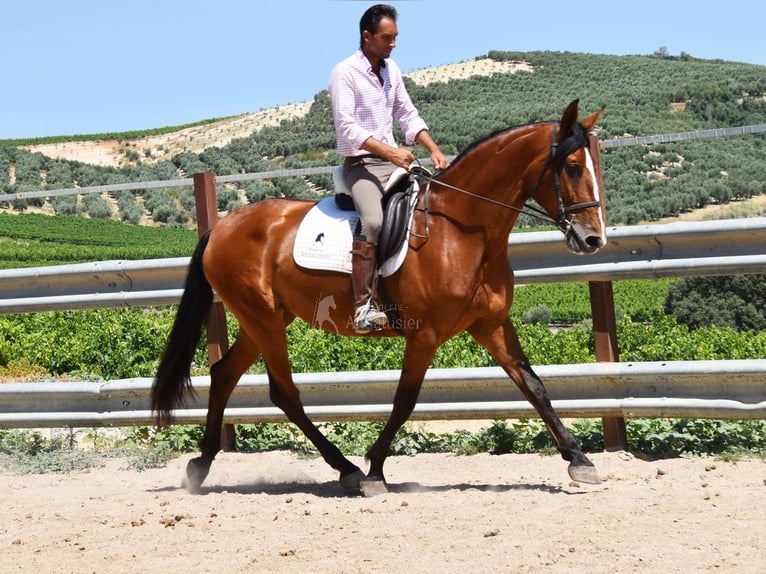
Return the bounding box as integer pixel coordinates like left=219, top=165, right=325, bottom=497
left=360, top=479, right=388, bottom=497
left=339, top=469, right=366, bottom=491
left=182, top=457, right=211, bottom=493
left=568, top=462, right=601, bottom=485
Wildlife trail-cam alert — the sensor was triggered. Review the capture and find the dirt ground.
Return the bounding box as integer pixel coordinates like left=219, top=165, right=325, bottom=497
left=2, top=449, right=764, bottom=573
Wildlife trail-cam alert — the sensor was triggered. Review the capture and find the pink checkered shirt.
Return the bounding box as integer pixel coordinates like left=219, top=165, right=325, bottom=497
left=328, top=50, right=428, bottom=157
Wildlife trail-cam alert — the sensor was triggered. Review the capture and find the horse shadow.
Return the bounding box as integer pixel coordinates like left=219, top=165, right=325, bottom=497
left=149, top=479, right=584, bottom=497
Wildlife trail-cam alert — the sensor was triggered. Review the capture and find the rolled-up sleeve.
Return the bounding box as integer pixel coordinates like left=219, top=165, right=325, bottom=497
left=392, top=78, right=428, bottom=145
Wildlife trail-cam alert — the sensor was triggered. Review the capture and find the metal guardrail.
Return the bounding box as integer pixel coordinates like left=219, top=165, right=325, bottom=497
left=0, top=218, right=764, bottom=428
left=510, top=216, right=766, bottom=283
left=1, top=361, right=764, bottom=428
left=600, top=123, right=766, bottom=148
left=0, top=257, right=190, bottom=313
left=1, top=217, right=765, bottom=313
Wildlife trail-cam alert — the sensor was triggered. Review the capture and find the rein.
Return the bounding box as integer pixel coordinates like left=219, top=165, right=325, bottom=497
left=410, top=122, right=601, bottom=232
left=412, top=168, right=559, bottom=227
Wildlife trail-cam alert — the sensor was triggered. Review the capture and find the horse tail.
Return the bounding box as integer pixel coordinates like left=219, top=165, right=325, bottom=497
left=151, top=230, right=214, bottom=425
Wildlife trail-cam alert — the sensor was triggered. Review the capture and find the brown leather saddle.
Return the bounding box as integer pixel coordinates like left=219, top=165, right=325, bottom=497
left=333, top=166, right=427, bottom=262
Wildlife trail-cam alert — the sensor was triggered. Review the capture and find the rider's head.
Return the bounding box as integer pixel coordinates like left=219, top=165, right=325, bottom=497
left=359, top=4, right=398, bottom=50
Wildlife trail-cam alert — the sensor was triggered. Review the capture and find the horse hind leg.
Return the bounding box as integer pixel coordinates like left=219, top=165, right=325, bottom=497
left=363, top=335, right=438, bottom=494
left=247, top=320, right=365, bottom=489
left=265, top=365, right=366, bottom=489
left=184, top=332, right=261, bottom=493
left=468, top=318, right=600, bottom=485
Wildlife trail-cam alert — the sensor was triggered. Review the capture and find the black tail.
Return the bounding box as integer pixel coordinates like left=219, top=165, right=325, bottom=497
left=151, top=231, right=214, bottom=424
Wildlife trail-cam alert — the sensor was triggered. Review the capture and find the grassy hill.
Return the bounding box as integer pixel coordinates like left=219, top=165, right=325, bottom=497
left=1, top=50, right=764, bottom=232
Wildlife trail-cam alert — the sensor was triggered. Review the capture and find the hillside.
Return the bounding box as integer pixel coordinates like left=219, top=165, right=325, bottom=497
left=18, top=104, right=313, bottom=168
left=1, top=51, right=765, bottom=227
left=19, top=60, right=528, bottom=168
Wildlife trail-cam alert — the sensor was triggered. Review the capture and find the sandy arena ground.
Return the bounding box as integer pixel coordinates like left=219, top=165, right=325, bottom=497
left=2, top=450, right=764, bottom=573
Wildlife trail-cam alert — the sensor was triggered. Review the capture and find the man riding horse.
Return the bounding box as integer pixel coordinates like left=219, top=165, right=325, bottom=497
left=328, top=4, right=450, bottom=333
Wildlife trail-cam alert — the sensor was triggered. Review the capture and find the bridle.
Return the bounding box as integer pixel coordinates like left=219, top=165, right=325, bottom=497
left=536, top=123, right=602, bottom=232
left=411, top=122, right=602, bottom=233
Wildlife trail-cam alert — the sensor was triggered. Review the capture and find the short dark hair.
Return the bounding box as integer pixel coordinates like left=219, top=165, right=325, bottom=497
left=359, top=4, right=397, bottom=49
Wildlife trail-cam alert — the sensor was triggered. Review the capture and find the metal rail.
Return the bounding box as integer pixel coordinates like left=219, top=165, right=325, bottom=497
left=1, top=360, right=764, bottom=428
left=1, top=217, right=764, bottom=313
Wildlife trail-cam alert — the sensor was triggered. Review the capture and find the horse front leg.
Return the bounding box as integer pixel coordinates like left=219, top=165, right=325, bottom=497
left=185, top=332, right=261, bottom=493
left=468, top=317, right=600, bottom=484
left=364, top=333, right=438, bottom=491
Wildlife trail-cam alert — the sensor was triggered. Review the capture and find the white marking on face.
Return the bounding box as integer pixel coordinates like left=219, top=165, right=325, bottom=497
left=584, top=148, right=607, bottom=246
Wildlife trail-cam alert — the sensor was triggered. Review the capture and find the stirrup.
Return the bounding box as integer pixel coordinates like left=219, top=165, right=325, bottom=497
left=353, top=302, right=388, bottom=333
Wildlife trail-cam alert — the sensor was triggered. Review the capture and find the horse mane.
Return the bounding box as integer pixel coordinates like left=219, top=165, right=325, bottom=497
left=446, top=121, right=550, bottom=169
left=440, top=118, right=592, bottom=176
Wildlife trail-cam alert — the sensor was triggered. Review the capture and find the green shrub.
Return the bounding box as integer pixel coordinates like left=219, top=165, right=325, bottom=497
left=627, top=419, right=766, bottom=457
left=83, top=195, right=112, bottom=219
left=0, top=429, right=105, bottom=474
left=522, top=304, right=553, bottom=324
left=119, top=201, right=144, bottom=224
left=51, top=195, right=80, bottom=216
left=665, top=274, right=766, bottom=331
left=0, top=308, right=174, bottom=379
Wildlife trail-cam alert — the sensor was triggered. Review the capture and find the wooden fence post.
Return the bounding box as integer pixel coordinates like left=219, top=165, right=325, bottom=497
left=192, top=172, right=236, bottom=452
left=588, top=137, right=628, bottom=450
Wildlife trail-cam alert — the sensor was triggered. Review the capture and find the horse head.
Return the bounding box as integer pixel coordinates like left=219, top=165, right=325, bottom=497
left=533, top=99, right=606, bottom=254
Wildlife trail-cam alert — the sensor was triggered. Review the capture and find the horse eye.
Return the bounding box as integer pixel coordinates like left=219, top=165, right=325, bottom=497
left=565, top=163, right=582, bottom=179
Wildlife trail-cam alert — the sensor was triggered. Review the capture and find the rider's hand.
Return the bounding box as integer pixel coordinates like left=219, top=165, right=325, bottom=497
left=389, top=147, right=416, bottom=169
left=430, top=149, right=450, bottom=170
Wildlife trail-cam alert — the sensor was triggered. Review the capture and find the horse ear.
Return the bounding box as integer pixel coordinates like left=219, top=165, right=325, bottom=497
left=557, top=99, right=580, bottom=140
left=579, top=107, right=604, bottom=132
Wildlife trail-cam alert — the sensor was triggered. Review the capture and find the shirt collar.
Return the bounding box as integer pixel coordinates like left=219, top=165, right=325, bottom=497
left=356, top=49, right=387, bottom=72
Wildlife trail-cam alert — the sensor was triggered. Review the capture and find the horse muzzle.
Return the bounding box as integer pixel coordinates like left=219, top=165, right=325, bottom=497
left=565, top=221, right=605, bottom=254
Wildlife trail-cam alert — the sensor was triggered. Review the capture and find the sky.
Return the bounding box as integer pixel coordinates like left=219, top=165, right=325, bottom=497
left=3, top=0, right=765, bottom=139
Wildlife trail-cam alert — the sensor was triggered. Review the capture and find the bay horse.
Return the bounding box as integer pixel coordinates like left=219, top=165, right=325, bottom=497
left=152, top=99, right=606, bottom=493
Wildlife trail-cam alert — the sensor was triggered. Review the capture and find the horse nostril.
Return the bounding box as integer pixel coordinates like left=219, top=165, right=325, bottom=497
left=586, top=236, right=603, bottom=249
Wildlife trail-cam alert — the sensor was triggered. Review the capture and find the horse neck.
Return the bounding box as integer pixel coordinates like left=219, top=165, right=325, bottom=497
left=430, top=123, right=552, bottom=240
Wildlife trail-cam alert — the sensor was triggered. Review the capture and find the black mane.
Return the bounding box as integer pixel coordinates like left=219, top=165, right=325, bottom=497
left=441, top=118, right=591, bottom=176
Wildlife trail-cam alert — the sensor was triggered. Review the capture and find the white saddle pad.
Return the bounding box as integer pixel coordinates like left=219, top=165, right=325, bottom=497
left=293, top=196, right=410, bottom=277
